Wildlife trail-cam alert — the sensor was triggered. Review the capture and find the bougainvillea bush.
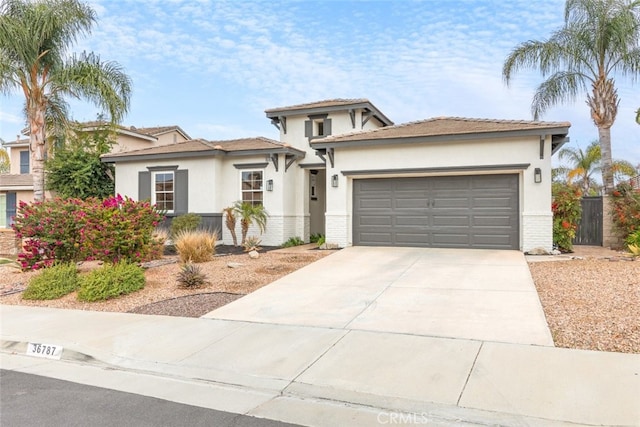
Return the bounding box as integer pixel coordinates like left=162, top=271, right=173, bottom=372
left=611, top=183, right=640, bottom=243
left=552, top=185, right=582, bottom=252
left=13, top=195, right=163, bottom=270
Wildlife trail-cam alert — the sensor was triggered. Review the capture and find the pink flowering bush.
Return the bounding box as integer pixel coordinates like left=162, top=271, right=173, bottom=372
left=13, top=195, right=163, bottom=270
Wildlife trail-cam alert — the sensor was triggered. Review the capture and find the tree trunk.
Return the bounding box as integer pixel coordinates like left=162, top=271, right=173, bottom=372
left=587, top=78, right=618, bottom=195
left=29, top=106, right=47, bottom=202
left=599, top=125, right=614, bottom=194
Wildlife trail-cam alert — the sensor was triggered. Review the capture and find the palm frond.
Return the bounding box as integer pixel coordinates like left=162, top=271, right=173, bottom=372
left=531, top=71, right=586, bottom=119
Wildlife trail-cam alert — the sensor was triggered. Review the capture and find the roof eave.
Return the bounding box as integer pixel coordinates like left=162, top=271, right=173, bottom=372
left=101, top=146, right=306, bottom=163
left=312, top=126, right=571, bottom=149
left=266, top=102, right=394, bottom=126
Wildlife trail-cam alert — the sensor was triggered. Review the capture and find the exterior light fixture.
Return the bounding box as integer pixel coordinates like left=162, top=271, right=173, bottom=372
left=266, top=179, right=273, bottom=191
left=534, top=168, right=542, bottom=184
left=332, top=174, right=339, bottom=188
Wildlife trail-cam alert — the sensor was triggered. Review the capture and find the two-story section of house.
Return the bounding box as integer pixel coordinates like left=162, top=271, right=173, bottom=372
left=264, top=99, right=393, bottom=240
left=0, top=123, right=191, bottom=229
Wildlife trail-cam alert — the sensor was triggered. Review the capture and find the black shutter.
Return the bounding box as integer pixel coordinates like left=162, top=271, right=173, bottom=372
left=138, top=171, right=151, bottom=201
left=304, top=120, right=312, bottom=137
left=175, top=169, right=188, bottom=214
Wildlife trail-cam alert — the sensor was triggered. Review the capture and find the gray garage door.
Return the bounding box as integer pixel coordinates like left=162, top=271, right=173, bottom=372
left=353, top=174, right=519, bottom=249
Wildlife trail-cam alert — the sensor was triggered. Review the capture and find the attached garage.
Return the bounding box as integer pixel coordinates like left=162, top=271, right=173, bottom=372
left=353, top=174, right=519, bottom=249
left=313, top=116, right=570, bottom=252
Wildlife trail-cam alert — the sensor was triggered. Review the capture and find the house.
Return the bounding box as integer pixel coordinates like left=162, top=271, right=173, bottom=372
left=102, top=99, right=570, bottom=252
left=0, top=123, right=191, bottom=230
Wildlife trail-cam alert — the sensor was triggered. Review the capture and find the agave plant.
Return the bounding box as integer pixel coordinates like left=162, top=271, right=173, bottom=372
left=176, top=263, right=209, bottom=288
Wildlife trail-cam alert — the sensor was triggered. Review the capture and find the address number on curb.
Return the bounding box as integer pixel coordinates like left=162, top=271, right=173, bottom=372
left=26, top=342, right=63, bottom=360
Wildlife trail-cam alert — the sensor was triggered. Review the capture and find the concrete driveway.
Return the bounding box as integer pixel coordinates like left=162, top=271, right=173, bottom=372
left=206, top=246, right=554, bottom=346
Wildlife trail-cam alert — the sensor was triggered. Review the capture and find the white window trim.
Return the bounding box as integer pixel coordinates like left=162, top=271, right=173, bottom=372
left=240, top=169, right=264, bottom=206
left=152, top=170, right=175, bottom=214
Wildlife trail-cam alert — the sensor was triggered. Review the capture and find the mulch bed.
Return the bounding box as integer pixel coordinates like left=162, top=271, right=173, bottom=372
left=127, top=292, right=244, bottom=318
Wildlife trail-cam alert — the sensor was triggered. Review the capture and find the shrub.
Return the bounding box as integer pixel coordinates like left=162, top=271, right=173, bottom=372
left=243, top=236, right=262, bottom=252
left=23, top=263, right=80, bottom=300
left=77, top=262, right=145, bottom=302
left=309, top=233, right=323, bottom=243
left=552, top=185, right=582, bottom=252
left=13, top=195, right=163, bottom=270
left=170, top=213, right=201, bottom=238
left=316, top=235, right=326, bottom=247
left=625, top=230, right=640, bottom=256
left=281, top=236, right=304, bottom=248
left=611, top=183, right=640, bottom=241
left=174, top=230, right=217, bottom=263
left=176, top=263, right=209, bottom=288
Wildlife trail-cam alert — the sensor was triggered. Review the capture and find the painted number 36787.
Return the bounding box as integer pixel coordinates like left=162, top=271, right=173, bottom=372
left=26, top=342, right=62, bottom=359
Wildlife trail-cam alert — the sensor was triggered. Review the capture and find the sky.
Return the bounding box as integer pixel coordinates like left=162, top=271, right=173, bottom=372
left=1, top=0, right=639, bottom=167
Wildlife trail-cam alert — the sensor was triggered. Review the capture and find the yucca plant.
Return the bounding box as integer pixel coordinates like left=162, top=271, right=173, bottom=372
left=176, top=263, right=209, bottom=288
left=174, top=230, right=217, bottom=263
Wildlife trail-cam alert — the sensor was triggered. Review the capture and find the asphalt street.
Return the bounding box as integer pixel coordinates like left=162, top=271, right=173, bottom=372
left=0, top=370, right=301, bottom=427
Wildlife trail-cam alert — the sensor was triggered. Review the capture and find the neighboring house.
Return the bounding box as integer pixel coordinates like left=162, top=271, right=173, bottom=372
left=0, top=123, right=191, bottom=228
left=102, top=99, right=570, bottom=252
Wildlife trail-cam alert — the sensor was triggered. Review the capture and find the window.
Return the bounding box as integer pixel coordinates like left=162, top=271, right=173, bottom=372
left=1, top=192, right=16, bottom=227
left=153, top=171, right=174, bottom=212
left=241, top=170, right=263, bottom=206
left=305, top=115, right=332, bottom=139
left=20, top=151, right=29, bottom=174
left=0, top=194, right=6, bottom=228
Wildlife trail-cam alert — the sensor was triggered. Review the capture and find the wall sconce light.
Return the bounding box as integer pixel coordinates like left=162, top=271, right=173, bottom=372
left=266, top=179, right=273, bottom=191
left=331, top=174, right=339, bottom=188
left=534, top=168, right=542, bottom=184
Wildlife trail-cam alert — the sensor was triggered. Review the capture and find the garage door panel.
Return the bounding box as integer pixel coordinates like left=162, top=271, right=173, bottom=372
left=358, top=216, right=392, bottom=226
left=395, top=215, right=428, bottom=226
left=433, top=215, right=469, bottom=226
left=353, top=175, right=519, bottom=250
left=473, top=196, right=513, bottom=208
left=396, top=233, right=430, bottom=245
left=359, top=199, right=393, bottom=209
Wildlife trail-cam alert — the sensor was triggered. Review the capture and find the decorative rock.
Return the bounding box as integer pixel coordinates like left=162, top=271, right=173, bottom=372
left=551, top=249, right=562, bottom=255
left=227, top=262, right=244, bottom=269
left=248, top=250, right=260, bottom=259
left=525, top=247, right=550, bottom=255
left=319, top=243, right=339, bottom=250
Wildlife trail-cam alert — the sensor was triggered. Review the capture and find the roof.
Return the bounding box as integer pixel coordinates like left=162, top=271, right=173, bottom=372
left=312, top=117, right=571, bottom=149
left=0, top=173, right=34, bottom=189
left=101, top=137, right=306, bottom=163
left=265, top=98, right=394, bottom=126
left=81, top=122, right=191, bottom=140
left=1, top=138, right=29, bottom=148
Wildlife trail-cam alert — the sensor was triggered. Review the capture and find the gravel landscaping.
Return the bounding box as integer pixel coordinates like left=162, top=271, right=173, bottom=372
left=529, top=255, right=639, bottom=354
left=1, top=245, right=638, bottom=354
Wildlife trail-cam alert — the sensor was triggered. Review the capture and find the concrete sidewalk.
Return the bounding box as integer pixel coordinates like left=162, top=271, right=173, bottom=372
left=2, top=304, right=639, bottom=426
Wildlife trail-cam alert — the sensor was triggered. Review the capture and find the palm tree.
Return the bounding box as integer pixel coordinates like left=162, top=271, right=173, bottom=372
left=232, top=201, right=268, bottom=245
left=503, top=0, right=640, bottom=194
left=222, top=206, right=238, bottom=246
left=557, top=140, right=638, bottom=194
left=0, top=146, right=10, bottom=173
left=557, top=141, right=603, bottom=194
left=0, top=0, right=131, bottom=201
